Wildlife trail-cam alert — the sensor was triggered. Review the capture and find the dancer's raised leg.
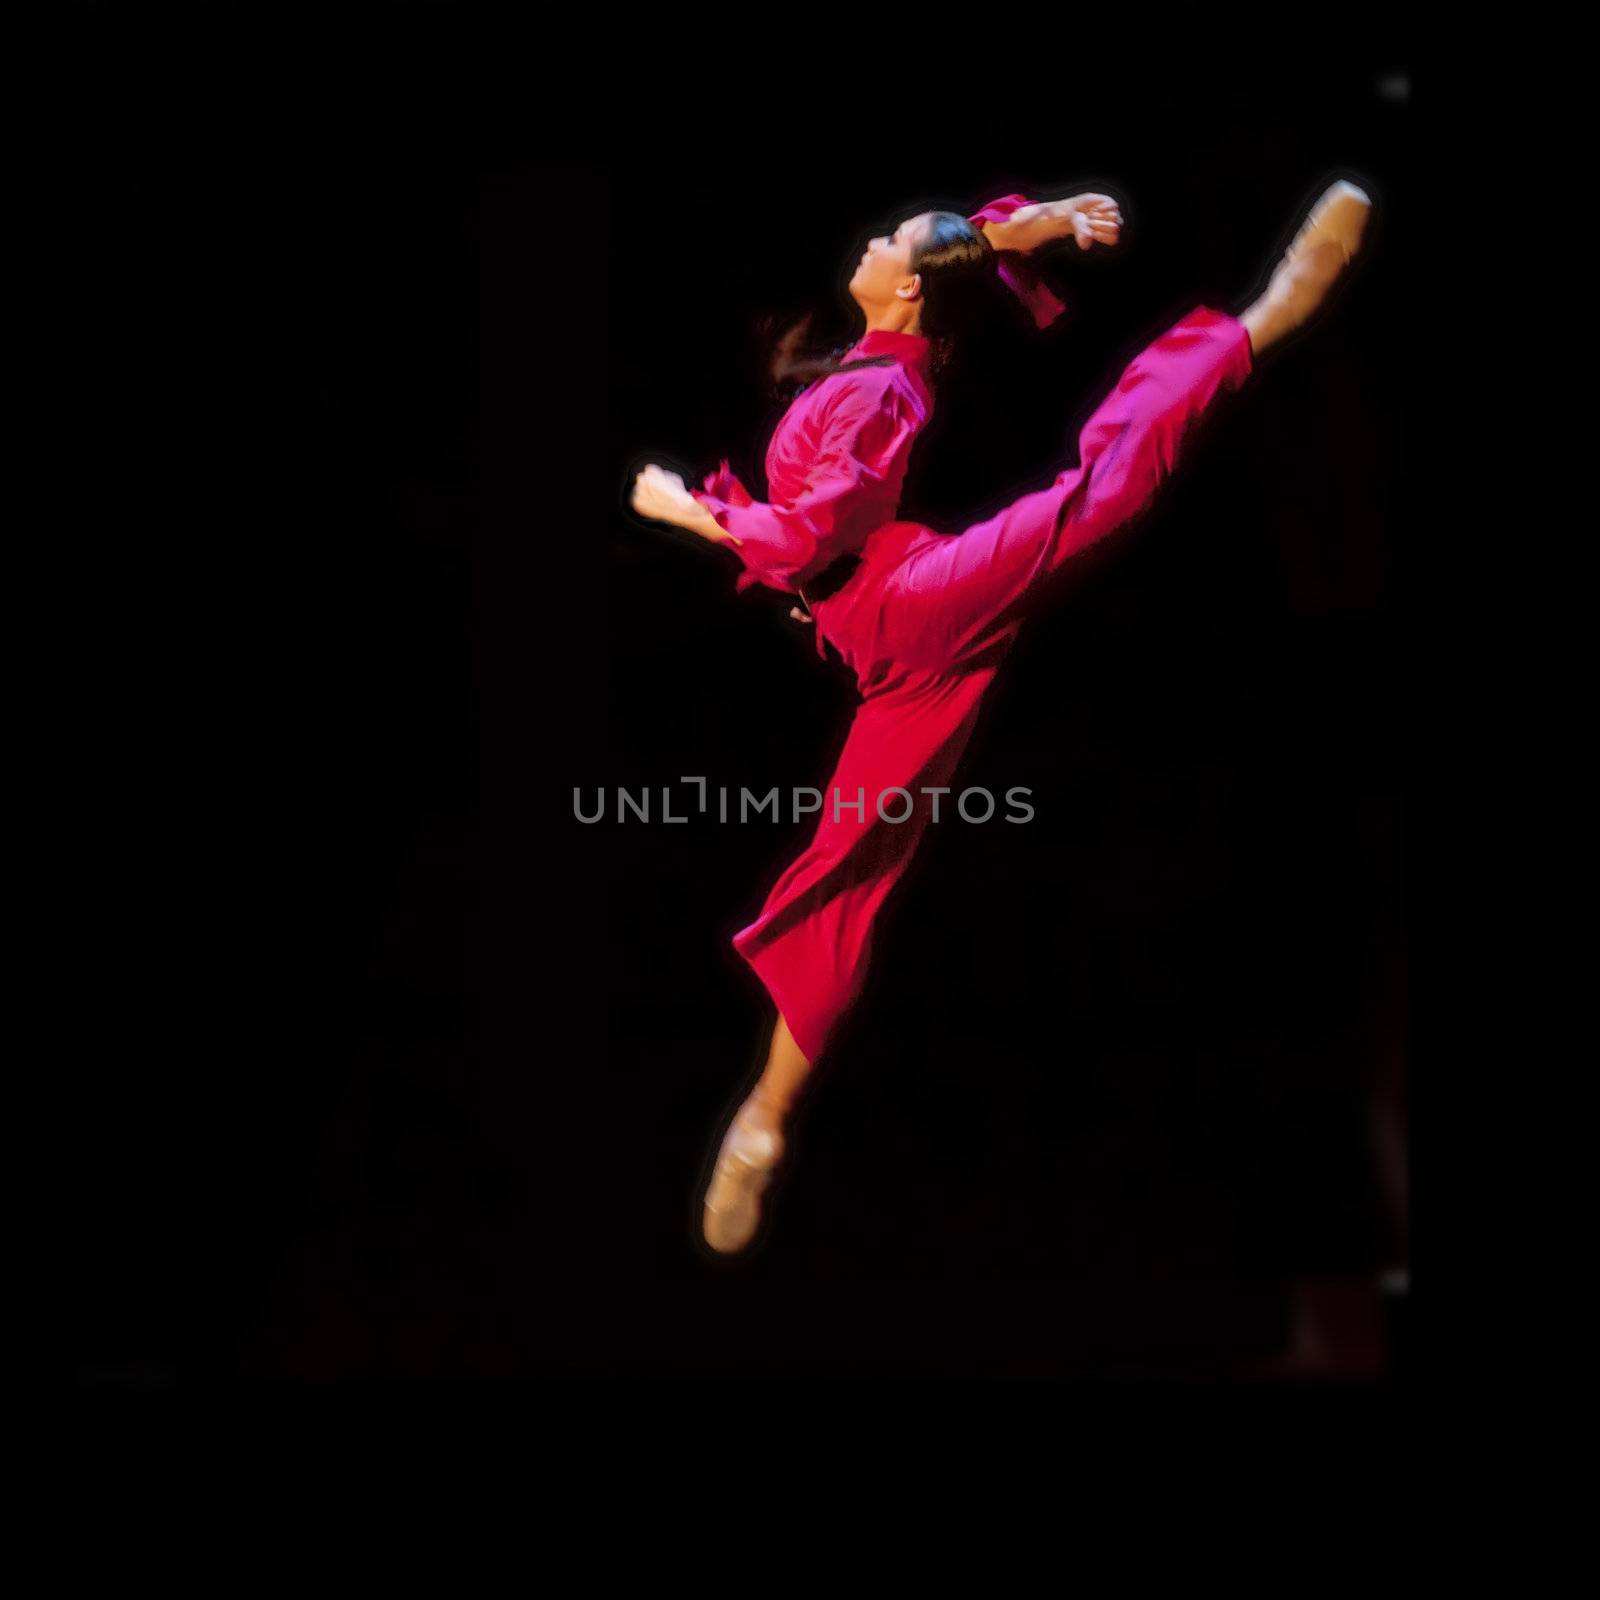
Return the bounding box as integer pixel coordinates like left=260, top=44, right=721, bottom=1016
left=873, top=181, right=1373, bottom=675
left=876, top=303, right=1255, bottom=675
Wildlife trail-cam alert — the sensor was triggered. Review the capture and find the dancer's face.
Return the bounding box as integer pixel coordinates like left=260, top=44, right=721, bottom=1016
left=849, top=211, right=934, bottom=311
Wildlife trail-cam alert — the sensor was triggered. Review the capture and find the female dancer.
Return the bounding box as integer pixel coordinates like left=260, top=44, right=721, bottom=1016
left=630, top=179, right=1372, bottom=1255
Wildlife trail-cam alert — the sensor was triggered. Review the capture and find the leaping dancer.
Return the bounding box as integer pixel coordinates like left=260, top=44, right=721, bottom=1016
left=629, top=177, right=1372, bottom=1255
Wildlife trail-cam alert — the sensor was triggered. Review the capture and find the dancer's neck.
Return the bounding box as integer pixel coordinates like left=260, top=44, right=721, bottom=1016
left=860, top=308, right=923, bottom=338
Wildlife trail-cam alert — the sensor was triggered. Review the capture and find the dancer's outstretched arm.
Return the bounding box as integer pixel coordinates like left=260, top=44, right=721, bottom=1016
left=975, top=192, right=1123, bottom=255
left=969, top=190, right=1124, bottom=329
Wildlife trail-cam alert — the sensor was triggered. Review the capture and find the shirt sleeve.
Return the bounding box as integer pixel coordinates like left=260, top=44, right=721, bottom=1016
left=967, top=191, right=1070, bottom=330
left=968, top=191, right=1035, bottom=228
left=692, top=375, right=920, bottom=596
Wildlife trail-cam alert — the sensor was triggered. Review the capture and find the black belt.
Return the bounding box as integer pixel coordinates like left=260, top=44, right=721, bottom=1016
left=795, top=551, right=861, bottom=611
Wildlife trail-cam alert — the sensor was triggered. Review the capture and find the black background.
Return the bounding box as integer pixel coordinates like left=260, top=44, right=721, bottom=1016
left=80, top=61, right=1409, bottom=1380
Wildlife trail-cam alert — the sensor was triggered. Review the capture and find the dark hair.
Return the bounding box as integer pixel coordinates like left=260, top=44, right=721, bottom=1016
left=765, top=210, right=996, bottom=400
left=907, top=209, right=996, bottom=371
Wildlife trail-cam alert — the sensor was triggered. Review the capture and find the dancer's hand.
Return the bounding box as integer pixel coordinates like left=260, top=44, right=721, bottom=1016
left=1056, top=193, right=1123, bottom=251
left=630, top=463, right=692, bottom=522
left=630, top=464, right=741, bottom=543
left=789, top=606, right=814, bottom=625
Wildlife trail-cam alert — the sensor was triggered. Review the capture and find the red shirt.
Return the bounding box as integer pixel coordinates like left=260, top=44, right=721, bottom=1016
left=691, top=192, right=1068, bottom=613
left=693, top=327, right=934, bottom=600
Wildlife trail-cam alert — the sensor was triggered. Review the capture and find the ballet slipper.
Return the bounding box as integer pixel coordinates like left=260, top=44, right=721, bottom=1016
left=1280, top=180, right=1372, bottom=270
left=702, top=1101, right=786, bottom=1255
left=1254, top=181, right=1373, bottom=346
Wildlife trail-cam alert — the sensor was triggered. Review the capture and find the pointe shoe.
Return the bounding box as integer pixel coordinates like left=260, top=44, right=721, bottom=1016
left=1255, top=181, right=1373, bottom=346
left=1280, top=180, right=1372, bottom=270
left=701, top=1101, right=786, bottom=1255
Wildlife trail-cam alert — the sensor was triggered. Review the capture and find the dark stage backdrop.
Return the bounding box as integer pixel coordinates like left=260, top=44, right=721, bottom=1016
left=83, top=79, right=1408, bottom=1380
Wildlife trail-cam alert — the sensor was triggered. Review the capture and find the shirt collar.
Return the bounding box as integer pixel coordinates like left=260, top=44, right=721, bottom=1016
left=839, top=327, right=933, bottom=370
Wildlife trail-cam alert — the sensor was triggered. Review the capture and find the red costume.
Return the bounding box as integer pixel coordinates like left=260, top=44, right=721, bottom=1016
left=693, top=204, right=1254, bottom=1064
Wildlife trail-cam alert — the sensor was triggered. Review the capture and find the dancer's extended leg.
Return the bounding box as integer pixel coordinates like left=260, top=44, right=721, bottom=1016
left=702, top=664, right=998, bottom=1255
left=875, top=181, right=1372, bottom=675
left=876, top=304, right=1255, bottom=675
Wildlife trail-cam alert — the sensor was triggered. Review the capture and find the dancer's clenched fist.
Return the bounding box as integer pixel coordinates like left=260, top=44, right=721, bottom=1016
left=631, top=463, right=740, bottom=543
left=630, top=462, right=690, bottom=520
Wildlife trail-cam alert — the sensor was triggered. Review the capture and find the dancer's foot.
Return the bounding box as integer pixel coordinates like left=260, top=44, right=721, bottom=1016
left=702, top=1096, right=787, bottom=1255
left=1241, top=180, right=1372, bottom=355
